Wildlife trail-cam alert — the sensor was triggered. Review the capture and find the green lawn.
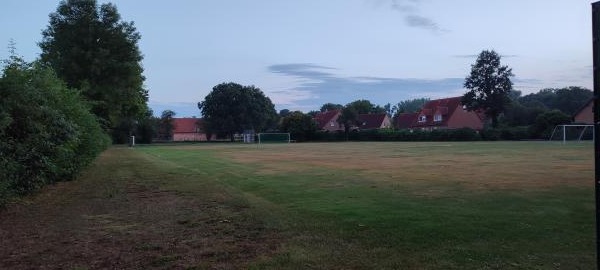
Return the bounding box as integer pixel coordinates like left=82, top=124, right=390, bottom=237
left=135, top=141, right=594, bottom=269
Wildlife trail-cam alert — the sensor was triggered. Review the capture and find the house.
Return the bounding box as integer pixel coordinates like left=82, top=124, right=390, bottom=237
left=172, top=118, right=214, bottom=141
left=573, top=99, right=593, bottom=124
left=314, top=110, right=344, bottom=132
left=356, top=113, right=392, bottom=130
left=410, top=97, right=484, bottom=131
left=395, top=112, right=418, bottom=130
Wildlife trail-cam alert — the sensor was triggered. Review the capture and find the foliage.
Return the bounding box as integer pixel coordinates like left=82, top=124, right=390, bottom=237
left=462, top=50, right=514, bottom=127
left=314, top=128, right=481, bottom=141
left=198, top=82, right=277, bottom=140
left=393, top=98, right=430, bottom=115
left=133, top=109, right=158, bottom=144
left=530, top=110, right=572, bottom=139
left=346, top=99, right=380, bottom=114
left=278, top=109, right=291, bottom=117
left=0, top=56, right=109, bottom=205
left=279, top=111, right=317, bottom=142
left=337, top=106, right=359, bottom=138
left=501, top=101, right=546, bottom=126
left=319, top=103, right=343, bottom=112
left=157, top=110, right=175, bottom=140
left=39, top=0, right=149, bottom=143
left=306, top=110, right=320, bottom=117
left=519, top=87, right=592, bottom=115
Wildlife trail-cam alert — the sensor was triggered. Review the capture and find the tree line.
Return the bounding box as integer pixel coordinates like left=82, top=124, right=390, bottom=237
left=192, top=50, right=590, bottom=142
left=1, top=0, right=149, bottom=206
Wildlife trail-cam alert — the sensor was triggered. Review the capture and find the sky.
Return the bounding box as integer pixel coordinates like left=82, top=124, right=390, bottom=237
left=0, top=0, right=595, bottom=117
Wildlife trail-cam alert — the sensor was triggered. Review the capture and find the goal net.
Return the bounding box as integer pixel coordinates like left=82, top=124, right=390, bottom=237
left=257, top=133, right=291, bottom=144
left=549, top=125, right=594, bottom=143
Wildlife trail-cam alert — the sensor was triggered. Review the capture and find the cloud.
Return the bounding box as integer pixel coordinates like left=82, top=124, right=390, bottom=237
left=385, top=0, right=447, bottom=34
left=404, top=15, right=443, bottom=33
left=453, top=54, right=518, bottom=59
left=267, top=63, right=465, bottom=111
left=148, top=101, right=200, bottom=118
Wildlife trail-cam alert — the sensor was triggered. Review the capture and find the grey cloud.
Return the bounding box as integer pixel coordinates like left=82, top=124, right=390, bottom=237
left=386, top=0, right=447, bottom=34
left=453, top=54, right=519, bottom=58
left=268, top=63, right=337, bottom=80
left=452, top=54, right=479, bottom=58
left=268, top=63, right=464, bottom=110
left=405, top=15, right=442, bottom=32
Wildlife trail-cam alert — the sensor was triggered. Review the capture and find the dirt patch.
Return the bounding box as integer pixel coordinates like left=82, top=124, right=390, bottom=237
left=0, top=148, right=281, bottom=269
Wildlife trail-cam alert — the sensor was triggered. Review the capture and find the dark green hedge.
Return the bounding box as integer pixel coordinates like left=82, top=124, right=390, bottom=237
left=314, top=128, right=482, bottom=142
left=312, top=126, right=542, bottom=142
left=0, top=59, right=110, bottom=206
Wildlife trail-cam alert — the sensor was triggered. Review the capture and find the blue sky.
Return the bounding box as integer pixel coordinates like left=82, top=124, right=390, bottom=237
left=0, top=0, right=594, bottom=117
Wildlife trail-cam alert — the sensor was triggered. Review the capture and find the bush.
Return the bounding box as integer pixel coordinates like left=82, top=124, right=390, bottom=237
left=312, top=128, right=482, bottom=142
left=480, top=128, right=501, bottom=141
left=0, top=58, right=109, bottom=206
left=498, top=126, right=531, bottom=140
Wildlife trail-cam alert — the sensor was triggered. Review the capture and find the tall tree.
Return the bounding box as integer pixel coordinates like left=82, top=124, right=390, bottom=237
left=279, top=109, right=291, bottom=117
left=346, top=99, right=377, bottom=114
left=519, top=86, right=592, bottom=115
left=337, top=106, right=359, bottom=140
left=320, top=103, right=343, bottom=112
left=158, top=110, right=176, bottom=140
left=198, top=82, right=277, bottom=140
left=393, top=98, right=430, bottom=115
left=279, top=111, right=317, bottom=142
left=462, top=50, right=514, bottom=128
left=39, top=0, right=148, bottom=142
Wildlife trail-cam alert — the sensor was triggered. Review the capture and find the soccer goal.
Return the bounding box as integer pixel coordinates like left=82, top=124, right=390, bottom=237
left=257, top=133, right=291, bottom=144
left=549, top=124, right=594, bottom=143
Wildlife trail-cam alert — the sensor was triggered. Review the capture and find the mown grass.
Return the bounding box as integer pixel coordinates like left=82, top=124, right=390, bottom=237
left=136, top=141, right=594, bottom=269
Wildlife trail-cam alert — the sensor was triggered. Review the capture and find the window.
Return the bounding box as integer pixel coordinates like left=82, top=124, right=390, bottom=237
left=330, top=121, right=335, bottom=127
left=434, top=114, right=442, bottom=122
left=418, top=115, right=427, bottom=122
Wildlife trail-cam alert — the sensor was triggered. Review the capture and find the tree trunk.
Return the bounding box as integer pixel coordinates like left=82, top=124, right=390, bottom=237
left=491, top=115, right=499, bottom=128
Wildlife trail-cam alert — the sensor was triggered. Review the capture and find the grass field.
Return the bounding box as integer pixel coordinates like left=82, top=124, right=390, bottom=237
left=0, top=141, right=594, bottom=269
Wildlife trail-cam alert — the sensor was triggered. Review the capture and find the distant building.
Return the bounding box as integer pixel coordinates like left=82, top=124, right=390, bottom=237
left=356, top=113, right=392, bottom=130
left=314, top=110, right=344, bottom=132
left=395, top=112, right=418, bottom=130
left=573, top=99, right=593, bottom=124
left=403, top=97, right=485, bottom=131
left=172, top=118, right=215, bottom=141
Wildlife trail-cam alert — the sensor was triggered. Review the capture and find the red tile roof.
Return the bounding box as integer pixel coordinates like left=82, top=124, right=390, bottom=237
left=357, top=113, right=388, bottom=129
left=411, top=97, right=462, bottom=128
left=396, top=112, right=418, bottom=129
left=172, top=118, right=203, bottom=133
left=314, top=110, right=341, bottom=130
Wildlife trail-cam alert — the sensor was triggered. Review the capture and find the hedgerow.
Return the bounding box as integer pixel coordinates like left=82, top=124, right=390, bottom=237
left=0, top=57, right=110, bottom=206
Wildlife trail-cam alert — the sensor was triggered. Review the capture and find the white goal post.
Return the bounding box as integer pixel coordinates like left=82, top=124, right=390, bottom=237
left=257, top=133, right=291, bottom=144
left=549, top=124, right=594, bottom=143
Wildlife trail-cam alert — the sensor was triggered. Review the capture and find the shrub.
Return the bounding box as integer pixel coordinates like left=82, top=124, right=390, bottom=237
left=0, top=58, right=109, bottom=206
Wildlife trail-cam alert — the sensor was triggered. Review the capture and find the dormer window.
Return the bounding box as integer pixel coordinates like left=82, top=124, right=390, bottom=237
left=330, top=121, right=335, bottom=127
left=362, top=122, right=366, bottom=126
left=434, top=114, right=442, bottom=122
left=418, top=115, right=427, bottom=122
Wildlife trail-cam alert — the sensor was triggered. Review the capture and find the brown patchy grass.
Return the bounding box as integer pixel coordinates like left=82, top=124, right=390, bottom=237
left=0, top=147, right=280, bottom=269
left=1, top=141, right=593, bottom=269
left=224, top=141, right=593, bottom=191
